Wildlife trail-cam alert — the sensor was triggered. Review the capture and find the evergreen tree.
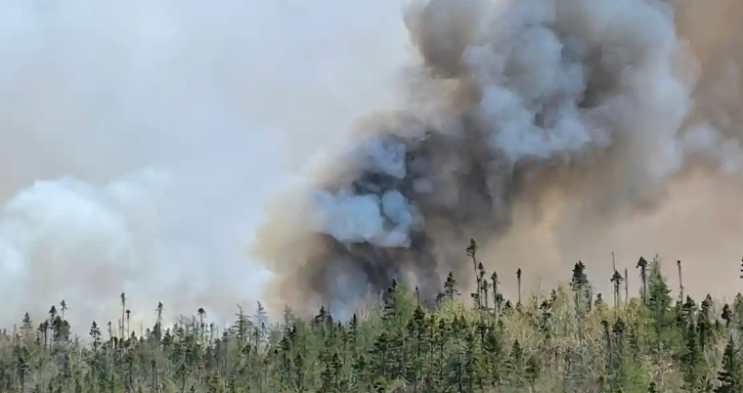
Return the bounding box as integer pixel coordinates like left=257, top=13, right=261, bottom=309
left=715, top=336, right=743, bottom=393
left=571, top=261, right=591, bottom=313
left=443, top=272, right=460, bottom=300
left=0, top=244, right=739, bottom=393
left=646, top=256, right=678, bottom=356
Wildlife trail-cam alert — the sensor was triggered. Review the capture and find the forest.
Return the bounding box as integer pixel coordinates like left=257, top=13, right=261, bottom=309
left=0, top=240, right=742, bottom=393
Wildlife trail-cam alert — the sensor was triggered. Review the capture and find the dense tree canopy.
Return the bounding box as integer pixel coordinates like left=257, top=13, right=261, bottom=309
left=0, top=245, right=741, bottom=393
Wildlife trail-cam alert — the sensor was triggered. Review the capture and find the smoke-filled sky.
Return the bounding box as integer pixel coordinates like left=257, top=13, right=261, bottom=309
left=251, top=0, right=743, bottom=316
left=0, top=0, right=411, bottom=329
left=3, top=0, right=743, bottom=332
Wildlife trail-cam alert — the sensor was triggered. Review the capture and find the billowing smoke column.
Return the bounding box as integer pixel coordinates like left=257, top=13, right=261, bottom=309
left=252, top=0, right=743, bottom=313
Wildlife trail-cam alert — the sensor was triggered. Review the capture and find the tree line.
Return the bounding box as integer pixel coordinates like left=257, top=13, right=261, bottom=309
left=1, top=239, right=742, bottom=393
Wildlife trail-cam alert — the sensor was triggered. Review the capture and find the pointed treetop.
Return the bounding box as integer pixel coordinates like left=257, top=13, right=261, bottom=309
left=571, top=262, right=589, bottom=288
left=466, top=238, right=478, bottom=257
left=444, top=271, right=459, bottom=298
left=637, top=257, right=648, bottom=268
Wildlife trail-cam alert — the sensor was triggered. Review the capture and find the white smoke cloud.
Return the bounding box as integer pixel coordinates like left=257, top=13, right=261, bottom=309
left=311, top=188, right=421, bottom=247
left=0, top=169, right=172, bottom=324
left=0, top=0, right=410, bottom=331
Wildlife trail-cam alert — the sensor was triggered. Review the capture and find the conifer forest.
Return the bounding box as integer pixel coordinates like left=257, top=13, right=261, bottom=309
left=1, top=240, right=742, bottom=393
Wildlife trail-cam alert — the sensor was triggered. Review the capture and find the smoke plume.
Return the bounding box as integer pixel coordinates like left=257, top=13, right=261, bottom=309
left=0, top=0, right=412, bottom=331
left=252, top=0, right=743, bottom=313
left=4, top=0, right=743, bottom=333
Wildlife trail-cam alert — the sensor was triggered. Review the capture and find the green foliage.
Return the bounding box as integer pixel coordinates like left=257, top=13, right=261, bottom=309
left=0, top=251, right=741, bottom=393
left=715, top=337, right=743, bottom=393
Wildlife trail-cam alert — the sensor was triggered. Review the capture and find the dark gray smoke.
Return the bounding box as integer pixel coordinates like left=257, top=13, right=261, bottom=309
left=251, top=0, right=743, bottom=313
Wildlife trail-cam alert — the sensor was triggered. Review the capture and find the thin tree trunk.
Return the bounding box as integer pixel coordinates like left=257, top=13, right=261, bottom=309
left=624, top=268, right=629, bottom=303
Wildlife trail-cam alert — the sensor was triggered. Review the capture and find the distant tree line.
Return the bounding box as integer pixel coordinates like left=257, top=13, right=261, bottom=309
left=1, top=239, right=743, bottom=393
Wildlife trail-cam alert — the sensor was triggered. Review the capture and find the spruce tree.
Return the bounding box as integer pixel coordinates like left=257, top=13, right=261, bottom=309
left=715, top=336, right=742, bottom=393
left=571, top=261, right=591, bottom=313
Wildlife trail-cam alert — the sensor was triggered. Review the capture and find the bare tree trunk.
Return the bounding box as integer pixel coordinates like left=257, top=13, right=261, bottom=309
left=467, top=239, right=480, bottom=308
left=624, top=268, right=629, bottom=303
left=492, top=273, right=499, bottom=324
left=516, top=269, right=522, bottom=308
left=677, top=260, right=684, bottom=302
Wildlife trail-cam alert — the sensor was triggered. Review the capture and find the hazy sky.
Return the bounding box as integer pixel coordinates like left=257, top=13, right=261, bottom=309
left=0, top=0, right=410, bottom=327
